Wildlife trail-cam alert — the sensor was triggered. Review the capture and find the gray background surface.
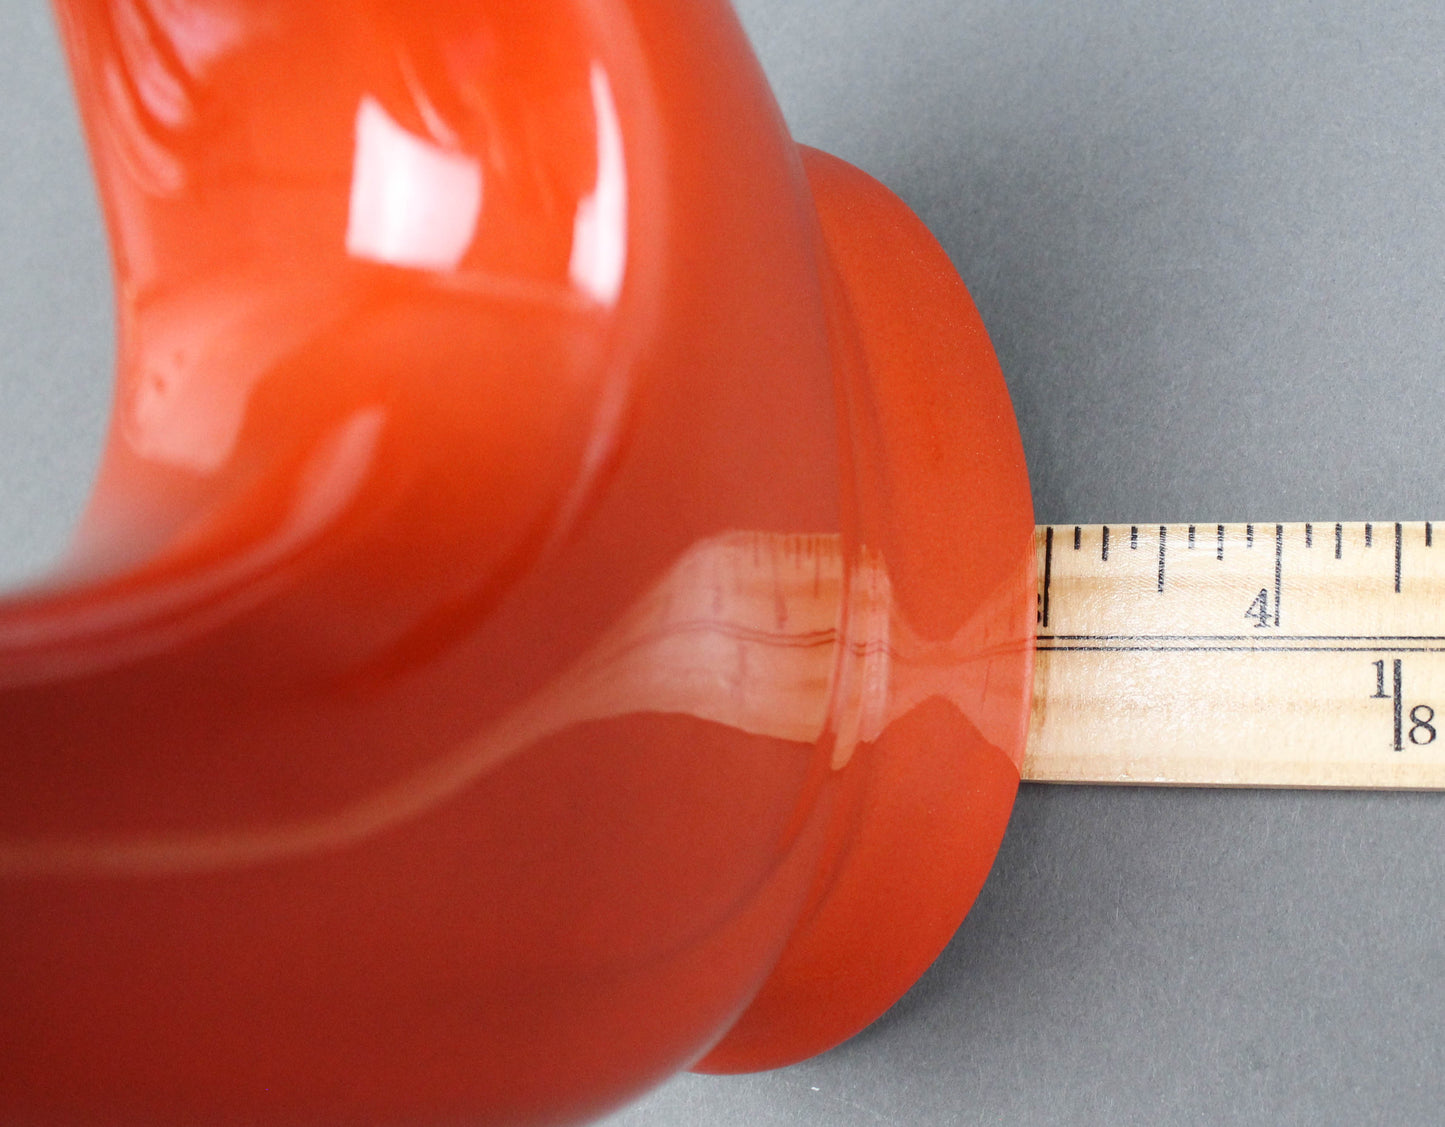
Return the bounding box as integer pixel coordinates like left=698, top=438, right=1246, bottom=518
left=4, top=2, right=1444, bottom=1125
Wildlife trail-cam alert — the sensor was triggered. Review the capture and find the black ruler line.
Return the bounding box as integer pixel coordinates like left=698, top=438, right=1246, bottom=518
left=1394, top=658, right=1404, bottom=751
left=1037, top=644, right=1445, bottom=653
left=1158, top=525, right=1167, bottom=592
left=1038, top=633, right=1445, bottom=642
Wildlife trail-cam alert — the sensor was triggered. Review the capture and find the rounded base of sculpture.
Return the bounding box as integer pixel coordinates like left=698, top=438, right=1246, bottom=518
left=695, top=148, right=1034, bottom=1073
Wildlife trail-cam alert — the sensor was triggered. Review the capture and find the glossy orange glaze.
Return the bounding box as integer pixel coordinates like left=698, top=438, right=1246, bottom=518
left=1, top=2, right=1033, bottom=1124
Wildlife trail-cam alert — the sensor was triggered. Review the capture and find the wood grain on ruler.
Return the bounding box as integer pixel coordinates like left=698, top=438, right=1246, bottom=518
left=1024, top=521, right=1445, bottom=788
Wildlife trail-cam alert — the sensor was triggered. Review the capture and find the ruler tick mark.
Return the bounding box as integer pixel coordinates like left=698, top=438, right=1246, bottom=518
left=1102, top=526, right=1110, bottom=561
left=1158, top=526, right=1168, bottom=593
left=1074, top=525, right=1081, bottom=550
left=1335, top=523, right=1343, bottom=559
left=1396, top=522, right=1403, bottom=593
left=1130, top=526, right=1138, bottom=550
left=1042, top=526, right=1054, bottom=629
left=1216, top=524, right=1225, bottom=561
left=1428, top=522, right=1434, bottom=547
left=1366, top=523, right=1374, bottom=547
left=1188, top=525, right=1196, bottom=549
left=1274, top=524, right=1283, bottom=626
left=1306, top=523, right=1313, bottom=548
left=1247, top=524, right=1254, bottom=548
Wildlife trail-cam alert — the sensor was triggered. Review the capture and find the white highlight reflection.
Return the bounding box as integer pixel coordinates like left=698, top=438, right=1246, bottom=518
left=568, top=65, right=627, bottom=304
left=346, top=96, right=482, bottom=272
left=145, top=0, right=248, bottom=78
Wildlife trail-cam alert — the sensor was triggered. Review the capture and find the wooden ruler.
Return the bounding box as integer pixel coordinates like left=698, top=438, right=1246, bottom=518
left=1024, top=521, right=1445, bottom=788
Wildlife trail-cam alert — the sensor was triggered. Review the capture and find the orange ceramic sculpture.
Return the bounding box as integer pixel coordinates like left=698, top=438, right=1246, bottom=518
left=2, top=2, right=1035, bottom=1124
